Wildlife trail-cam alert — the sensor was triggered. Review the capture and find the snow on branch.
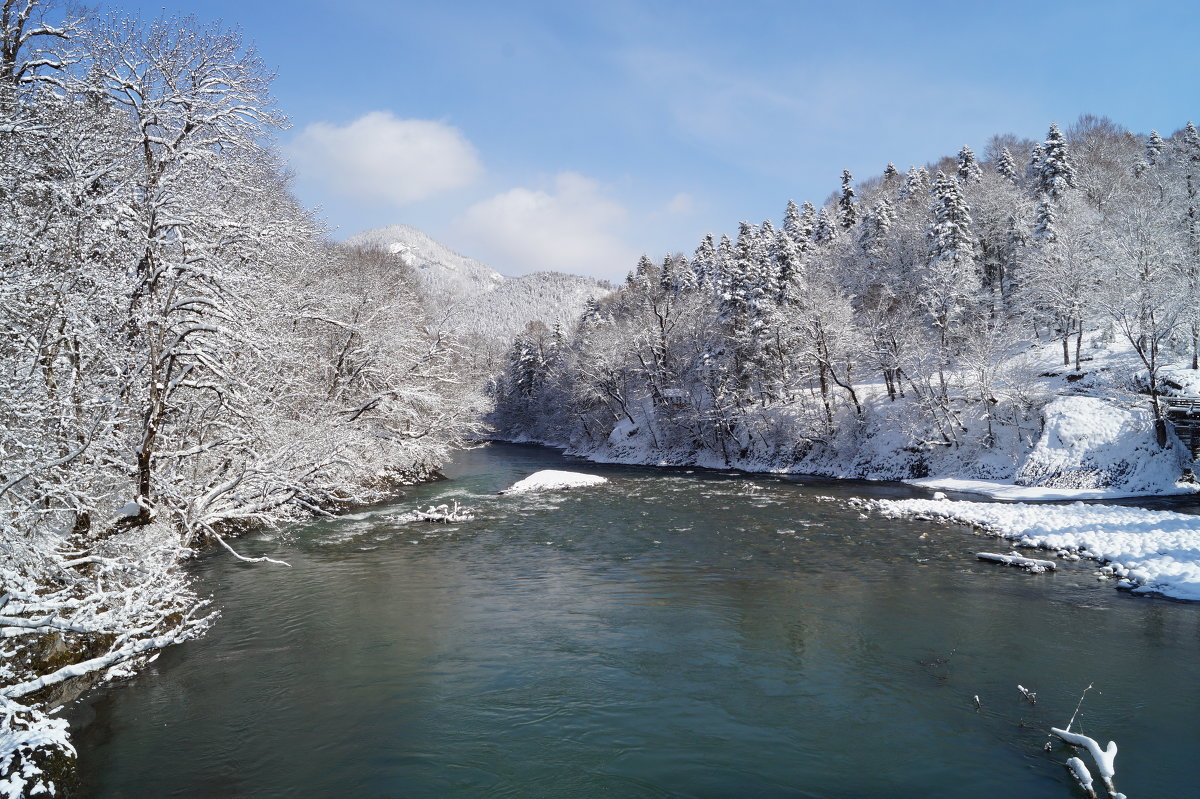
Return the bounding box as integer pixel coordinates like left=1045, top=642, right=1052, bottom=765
left=977, top=552, right=1058, bottom=573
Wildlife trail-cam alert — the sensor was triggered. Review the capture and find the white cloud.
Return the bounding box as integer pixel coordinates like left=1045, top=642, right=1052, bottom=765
left=287, top=111, right=482, bottom=206
left=665, top=192, right=696, bottom=215
left=454, top=172, right=636, bottom=279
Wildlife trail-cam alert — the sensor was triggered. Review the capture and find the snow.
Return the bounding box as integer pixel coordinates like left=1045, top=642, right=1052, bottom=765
left=501, top=470, right=608, bottom=494
left=874, top=497, right=1200, bottom=601
left=1052, top=728, right=1117, bottom=793
left=906, top=476, right=1189, bottom=501
left=977, top=552, right=1057, bottom=572
left=1013, top=397, right=1189, bottom=494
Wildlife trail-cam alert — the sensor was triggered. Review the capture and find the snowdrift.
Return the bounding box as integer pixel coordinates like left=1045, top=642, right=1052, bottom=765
left=1014, top=397, right=1188, bottom=494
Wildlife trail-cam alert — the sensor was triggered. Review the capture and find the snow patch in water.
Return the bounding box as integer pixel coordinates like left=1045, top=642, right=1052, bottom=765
left=501, top=470, right=608, bottom=494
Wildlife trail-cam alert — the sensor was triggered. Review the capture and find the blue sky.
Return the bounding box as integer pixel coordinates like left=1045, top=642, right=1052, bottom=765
left=105, top=0, right=1196, bottom=281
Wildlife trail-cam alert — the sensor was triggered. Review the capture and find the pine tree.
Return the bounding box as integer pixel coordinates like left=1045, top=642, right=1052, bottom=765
left=783, top=199, right=803, bottom=242
left=923, top=171, right=979, bottom=380
left=691, top=233, right=716, bottom=287
left=928, top=172, right=975, bottom=266
left=581, top=297, right=603, bottom=325
left=813, top=207, right=835, bottom=243
left=1145, top=129, right=1165, bottom=167
left=1038, top=122, right=1076, bottom=200
left=883, top=162, right=899, bottom=181
left=1032, top=196, right=1057, bottom=242
left=838, top=169, right=857, bottom=229
left=635, top=253, right=654, bottom=283
left=996, top=147, right=1019, bottom=183
left=798, top=201, right=817, bottom=247
left=1026, top=142, right=1044, bottom=182
left=774, top=229, right=803, bottom=305
left=900, top=165, right=928, bottom=201
left=957, top=145, right=983, bottom=182
left=859, top=198, right=894, bottom=255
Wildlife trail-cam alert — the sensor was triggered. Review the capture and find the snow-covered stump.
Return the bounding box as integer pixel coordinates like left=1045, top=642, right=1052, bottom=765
left=977, top=552, right=1058, bottom=573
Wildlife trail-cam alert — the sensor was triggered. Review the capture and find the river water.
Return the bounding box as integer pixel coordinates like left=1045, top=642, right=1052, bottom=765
left=67, top=443, right=1200, bottom=798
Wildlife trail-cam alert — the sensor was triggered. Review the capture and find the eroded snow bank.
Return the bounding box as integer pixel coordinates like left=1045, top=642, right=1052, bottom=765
left=1015, top=396, right=1189, bottom=494
left=875, top=497, right=1200, bottom=601
left=501, top=470, right=608, bottom=494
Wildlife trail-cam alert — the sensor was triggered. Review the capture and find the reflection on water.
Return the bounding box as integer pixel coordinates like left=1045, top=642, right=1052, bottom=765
left=68, top=443, right=1200, bottom=798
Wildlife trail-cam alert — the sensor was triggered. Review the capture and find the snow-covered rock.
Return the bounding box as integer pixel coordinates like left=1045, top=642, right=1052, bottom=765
left=501, top=470, right=608, bottom=494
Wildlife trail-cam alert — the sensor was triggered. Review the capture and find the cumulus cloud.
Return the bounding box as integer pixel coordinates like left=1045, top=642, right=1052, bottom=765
left=454, top=172, right=636, bottom=278
left=287, top=111, right=482, bottom=206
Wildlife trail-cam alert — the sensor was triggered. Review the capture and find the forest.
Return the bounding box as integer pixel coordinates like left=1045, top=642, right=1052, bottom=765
left=493, top=115, right=1200, bottom=486
left=0, top=2, right=481, bottom=790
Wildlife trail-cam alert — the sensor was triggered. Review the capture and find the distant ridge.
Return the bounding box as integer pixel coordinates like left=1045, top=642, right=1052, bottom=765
left=345, top=224, right=506, bottom=302
left=345, top=224, right=613, bottom=347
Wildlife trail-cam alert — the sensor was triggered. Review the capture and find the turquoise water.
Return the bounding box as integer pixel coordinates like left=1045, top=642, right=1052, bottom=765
left=67, top=443, right=1200, bottom=797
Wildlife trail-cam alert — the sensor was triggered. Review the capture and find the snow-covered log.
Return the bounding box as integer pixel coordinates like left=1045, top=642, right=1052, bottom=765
left=1065, top=756, right=1097, bottom=798
left=1051, top=727, right=1117, bottom=794
left=977, top=552, right=1058, bottom=572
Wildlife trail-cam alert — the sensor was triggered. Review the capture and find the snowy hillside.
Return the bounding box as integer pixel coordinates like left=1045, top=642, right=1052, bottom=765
left=347, top=224, right=505, bottom=301
left=345, top=225, right=612, bottom=342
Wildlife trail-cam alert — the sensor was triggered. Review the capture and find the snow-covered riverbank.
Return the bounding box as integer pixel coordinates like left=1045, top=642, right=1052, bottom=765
left=873, top=497, right=1200, bottom=601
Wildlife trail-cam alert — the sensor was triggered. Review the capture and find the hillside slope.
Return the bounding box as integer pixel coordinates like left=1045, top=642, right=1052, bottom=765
left=345, top=225, right=612, bottom=343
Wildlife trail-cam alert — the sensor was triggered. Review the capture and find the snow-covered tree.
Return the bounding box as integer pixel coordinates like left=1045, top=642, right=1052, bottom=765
left=957, top=145, right=983, bottom=183
left=838, top=169, right=858, bottom=229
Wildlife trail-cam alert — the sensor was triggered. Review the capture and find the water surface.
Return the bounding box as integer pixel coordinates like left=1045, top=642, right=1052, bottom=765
left=68, top=443, right=1200, bottom=797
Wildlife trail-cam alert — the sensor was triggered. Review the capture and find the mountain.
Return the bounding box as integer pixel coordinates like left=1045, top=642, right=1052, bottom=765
left=345, top=224, right=613, bottom=358
left=346, top=224, right=506, bottom=301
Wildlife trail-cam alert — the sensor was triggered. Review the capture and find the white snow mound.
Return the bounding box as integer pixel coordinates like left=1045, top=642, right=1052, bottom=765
left=501, top=470, right=608, bottom=494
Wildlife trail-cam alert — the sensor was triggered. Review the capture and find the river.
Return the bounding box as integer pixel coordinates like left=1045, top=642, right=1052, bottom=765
left=67, top=442, right=1200, bottom=798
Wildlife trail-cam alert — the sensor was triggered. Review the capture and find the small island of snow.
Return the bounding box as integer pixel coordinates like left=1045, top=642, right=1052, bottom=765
left=501, top=470, right=608, bottom=494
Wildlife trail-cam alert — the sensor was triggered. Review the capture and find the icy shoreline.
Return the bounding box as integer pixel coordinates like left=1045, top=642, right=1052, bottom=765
left=873, top=497, right=1200, bottom=601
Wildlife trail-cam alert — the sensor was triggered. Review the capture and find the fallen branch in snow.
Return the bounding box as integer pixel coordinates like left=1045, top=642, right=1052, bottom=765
left=1066, top=756, right=1097, bottom=798
left=211, top=533, right=291, bottom=567
left=1051, top=727, right=1118, bottom=796
left=1049, top=684, right=1121, bottom=797
left=977, top=552, right=1057, bottom=572
left=414, top=501, right=475, bottom=523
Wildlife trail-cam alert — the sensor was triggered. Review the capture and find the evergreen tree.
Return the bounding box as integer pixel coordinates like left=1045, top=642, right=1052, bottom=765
left=899, top=165, right=929, bottom=201
left=798, top=201, right=817, bottom=247
left=691, top=233, right=716, bottom=287
left=996, top=147, right=1019, bottom=183
left=1027, top=142, right=1044, bottom=182
left=813, top=207, right=835, bottom=243
left=774, top=229, right=803, bottom=305
left=859, top=198, right=894, bottom=256
left=928, top=172, right=975, bottom=266
left=838, top=169, right=857, bottom=229
left=1038, top=123, right=1076, bottom=200
left=1032, top=196, right=1057, bottom=242
left=1145, top=129, right=1165, bottom=167
left=581, top=297, right=603, bottom=325
left=883, top=162, right=899, bottom=181
left=957, top=145, right=983, bottom=182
